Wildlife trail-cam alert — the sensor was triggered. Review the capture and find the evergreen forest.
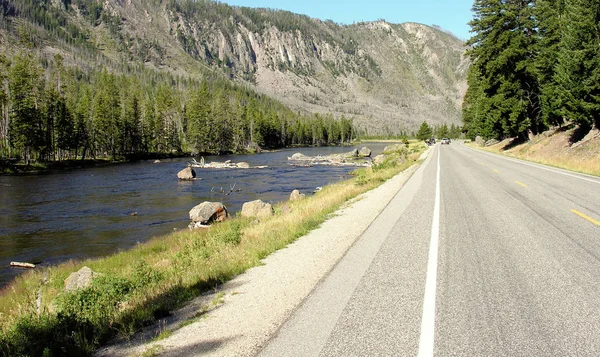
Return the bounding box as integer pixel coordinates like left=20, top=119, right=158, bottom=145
left=0, top=0, right=357, bottom=167
left=463, top=0, right=600, bottom=141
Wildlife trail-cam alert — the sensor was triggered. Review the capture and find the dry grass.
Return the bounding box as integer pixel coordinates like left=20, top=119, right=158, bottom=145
left=479, top=128, right=600, bottom=177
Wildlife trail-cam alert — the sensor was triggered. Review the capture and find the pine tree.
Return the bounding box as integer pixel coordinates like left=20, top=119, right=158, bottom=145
left=535, top=0, right=566, bottom=128
left=555, top=0, right=600, bottom=129
left=416, top=121, right=432, bottom=141
left=8, top=53, right=44, bottom=163
left=465, top=0, right=542, bottom=140
left=0, top=55, right=9, bottom=158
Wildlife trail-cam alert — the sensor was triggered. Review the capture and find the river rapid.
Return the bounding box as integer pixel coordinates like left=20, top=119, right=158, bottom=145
left=0, top=144, right=391, bottom=287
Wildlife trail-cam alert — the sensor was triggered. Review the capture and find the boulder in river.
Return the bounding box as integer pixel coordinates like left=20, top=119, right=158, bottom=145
left=178, top=167, right=196, bottom=180
left=189, top=202, right=228, bottom=225
left=241, top=200, right=274, bottom=218
left=290, top=189, right=305, bottom=201
left=236, top=162, right=250, bottom=169
left=345, top=148, right=359, bottom=158
left=359, top=147, right=372, bottom=157
left=64, top=266, right=97, bottom=292
left=290, top=153, right=309, bottom=160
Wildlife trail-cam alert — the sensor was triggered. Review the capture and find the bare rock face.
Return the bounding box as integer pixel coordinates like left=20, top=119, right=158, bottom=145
left=359, top=147, right=372, bottom=157
left=290, top=189, right=305, bottom=201
left=189, top=202, right=228, bottom=225
left=178, top=167, right=196, bottom=180
left=64, top=266, right=97, bottom=292
left=241, top=199, right=273, bottom=218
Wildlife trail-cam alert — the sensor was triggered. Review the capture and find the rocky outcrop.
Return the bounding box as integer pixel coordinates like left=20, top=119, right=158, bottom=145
left=241, top=200, right=273, bottom=218
left=288, top=148, right=372, bottom=167
left=177, top=167, right=196, bottom=180
left=189, top=202, right=229, bottom=225
left=64, top=266, right=97, bottom=291
left=189, top=158, right=266, bottom=169
left=290, top=189, right=305, bottom=201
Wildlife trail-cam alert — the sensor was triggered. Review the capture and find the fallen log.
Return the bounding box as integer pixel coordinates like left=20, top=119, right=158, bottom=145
left=10, top=261, right=35, bottom=268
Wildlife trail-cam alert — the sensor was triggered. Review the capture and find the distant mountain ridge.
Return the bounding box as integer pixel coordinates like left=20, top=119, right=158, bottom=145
left=1, top=0, right=468, bottom=134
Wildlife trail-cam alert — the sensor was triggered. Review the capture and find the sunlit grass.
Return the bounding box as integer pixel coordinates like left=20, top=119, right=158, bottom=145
left=0, top=143, right=426, bottom=356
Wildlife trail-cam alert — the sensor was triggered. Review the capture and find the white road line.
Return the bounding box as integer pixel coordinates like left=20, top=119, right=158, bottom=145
left=418, top=146, right=441, bottom=357
left=462, top=143, right=600, bottom=185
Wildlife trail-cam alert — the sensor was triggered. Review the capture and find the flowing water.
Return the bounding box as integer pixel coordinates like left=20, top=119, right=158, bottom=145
left=0, top=144, right=391, bottom=287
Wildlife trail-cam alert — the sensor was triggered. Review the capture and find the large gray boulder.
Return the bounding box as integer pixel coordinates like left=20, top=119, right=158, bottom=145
left=64, top=266, right=97, bottom=292
left=189, top=202, right=228, bottom=225
left=178, top=167, right=196, bottom=180
left=241, top=200, right=274, bottom=218
left=290, top=189, right=305, bottom=201
left=475, top=136, right=485, bottom=147
left=359, top=147, right=372, bottom=157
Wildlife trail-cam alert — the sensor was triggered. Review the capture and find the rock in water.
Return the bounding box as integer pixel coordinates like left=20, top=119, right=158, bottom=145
left=236, top=162, right=250, bottom=169
left=290, top=153, right=308, bottom=160
left=359, top=147, right=372, bottom=157
left=189, top=202, right=228, bottom=225
left=64, top=266, right=97, bottom=291
left=241, top=200, right=274, bottom=218
left=178, top=167, right=196, bottom=180
left=345, top=148, right=359, bottom=158
left=290, top=189, right=305, bottom=201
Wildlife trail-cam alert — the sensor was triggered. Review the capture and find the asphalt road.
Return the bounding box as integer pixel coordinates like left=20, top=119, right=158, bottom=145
left=259, top=142, right=600, bottom=356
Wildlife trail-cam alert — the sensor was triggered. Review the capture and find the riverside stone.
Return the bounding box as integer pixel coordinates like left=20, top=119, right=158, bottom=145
left=290, top=189, right=305, bottom=201
left=64, top=266, right=97, bottom=291
left=241, top=200, right=273, bottom=218
left=189, top=202, right=228, bottom=224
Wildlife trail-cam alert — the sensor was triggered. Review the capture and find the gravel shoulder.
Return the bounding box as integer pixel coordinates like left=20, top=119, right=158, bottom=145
left=97, top=148, right=432, bottom=357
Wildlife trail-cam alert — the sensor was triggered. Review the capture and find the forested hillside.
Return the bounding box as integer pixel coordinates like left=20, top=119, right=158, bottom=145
left=0, top=1, right=356, bottom=164
left=463, top=0, right=600, bottom=141
left=0, top=0, right=469, bottom=167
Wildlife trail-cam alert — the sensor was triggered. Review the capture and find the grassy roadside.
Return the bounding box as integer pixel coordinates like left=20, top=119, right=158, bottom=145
left=468, top=128, right=600, bottom=177
left=0, top=143, right=427, bottom=356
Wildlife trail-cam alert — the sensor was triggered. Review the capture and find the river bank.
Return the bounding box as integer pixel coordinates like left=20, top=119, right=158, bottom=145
left=0, top=142, right=426, bottom=356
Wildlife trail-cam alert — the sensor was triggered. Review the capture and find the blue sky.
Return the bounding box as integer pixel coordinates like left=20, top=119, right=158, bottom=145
left=222, top=0, right=475, bottom=41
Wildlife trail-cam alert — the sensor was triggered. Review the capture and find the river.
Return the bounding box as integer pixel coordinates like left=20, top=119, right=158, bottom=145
left=0, top=143, right=391, bottom=287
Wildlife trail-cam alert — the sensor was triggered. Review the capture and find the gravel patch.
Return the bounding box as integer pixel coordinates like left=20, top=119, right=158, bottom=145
left=97, top=149, right=431, bottom=357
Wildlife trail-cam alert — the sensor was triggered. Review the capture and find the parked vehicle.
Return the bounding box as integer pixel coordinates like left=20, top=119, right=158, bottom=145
left=441, top=138, right=451, bottom=145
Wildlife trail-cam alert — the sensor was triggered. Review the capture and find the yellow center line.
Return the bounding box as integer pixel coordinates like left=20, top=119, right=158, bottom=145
left=516, top=181, right=527, bottom=188
left=571, top=209, right=600, bottom=227
left=481, top=162, right=486, bottom=166
left=493, top=169, right=499, bottom=173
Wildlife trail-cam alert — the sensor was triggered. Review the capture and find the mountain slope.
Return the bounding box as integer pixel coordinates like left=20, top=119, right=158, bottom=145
left=1, top=0, right=468, bottom=135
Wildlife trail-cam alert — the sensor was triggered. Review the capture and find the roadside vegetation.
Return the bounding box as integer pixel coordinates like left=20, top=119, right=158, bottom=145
left=0, top=142, right=426, bottom=356
left=463, top=0, right=600, bottom=143
left=474, top=124, right=600, bottom=177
